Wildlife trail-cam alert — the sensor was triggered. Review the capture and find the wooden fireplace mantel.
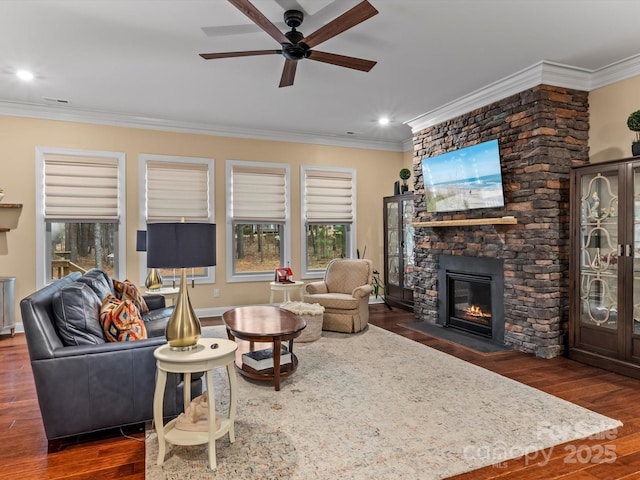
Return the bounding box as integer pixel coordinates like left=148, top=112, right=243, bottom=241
left=413, top=216, right=518, bottom=228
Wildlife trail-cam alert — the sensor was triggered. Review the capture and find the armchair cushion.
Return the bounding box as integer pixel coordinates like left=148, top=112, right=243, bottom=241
left=99, top=294, right=147, bottom=342
left=52, top=282, right=105, bottom=346
left=305, top=293, right=359, bottom=310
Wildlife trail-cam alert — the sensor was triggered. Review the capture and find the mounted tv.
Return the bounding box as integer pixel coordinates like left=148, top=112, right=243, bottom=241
left=421, top=139, right=505, bottom=213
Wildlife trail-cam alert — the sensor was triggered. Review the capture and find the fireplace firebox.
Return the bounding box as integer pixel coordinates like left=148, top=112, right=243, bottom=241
left=438, top=255, right=504, bottom=343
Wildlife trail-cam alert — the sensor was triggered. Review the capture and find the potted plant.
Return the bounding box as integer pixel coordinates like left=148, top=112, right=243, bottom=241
left=627, top=109, right=640, bottom=156
left=399, top=168, right=411, bottom=193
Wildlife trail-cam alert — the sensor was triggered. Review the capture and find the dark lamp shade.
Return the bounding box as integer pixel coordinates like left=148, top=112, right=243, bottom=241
left=147, top=223, right=216, bottom=269
left=136, top=230, right=147, bottom=252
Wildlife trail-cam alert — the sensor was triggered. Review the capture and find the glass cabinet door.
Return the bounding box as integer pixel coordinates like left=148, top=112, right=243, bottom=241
left=386, top=202, right=399, bottom=286
left=579, top=171, right=619, bottom=332
left=403, top=199, right=415, bottom=290
left=633, top=167, right=640, bottom=336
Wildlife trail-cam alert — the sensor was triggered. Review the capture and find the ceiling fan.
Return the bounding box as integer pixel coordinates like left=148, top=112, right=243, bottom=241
left=199, top=0, right=378, bottom=88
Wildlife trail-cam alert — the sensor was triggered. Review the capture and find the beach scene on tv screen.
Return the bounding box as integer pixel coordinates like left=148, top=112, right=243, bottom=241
left=421, top=139, right=505, bottom=213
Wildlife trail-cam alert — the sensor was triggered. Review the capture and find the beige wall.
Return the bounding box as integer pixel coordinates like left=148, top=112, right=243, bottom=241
left=0, top=115, right=404, bottom=322
left=589, top=75, right=640, bottom=163
left=404, top=148, right=415, bottom=191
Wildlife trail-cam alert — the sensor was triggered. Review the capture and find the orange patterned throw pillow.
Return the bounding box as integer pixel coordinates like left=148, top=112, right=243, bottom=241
left=99, top=294, right=147, bottom=342
left=113, top=278, right=149, bottom=313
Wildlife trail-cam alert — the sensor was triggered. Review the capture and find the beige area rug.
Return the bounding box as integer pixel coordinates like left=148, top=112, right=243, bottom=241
left=146, top=325, right=622, bottom=480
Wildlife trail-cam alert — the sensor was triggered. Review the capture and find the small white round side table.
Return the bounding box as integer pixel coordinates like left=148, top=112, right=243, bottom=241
left=153, top=338, right=238, bottom=470
left=146, top=286, right=179, bottom=306
left=269, top=280, right=305, bottom=304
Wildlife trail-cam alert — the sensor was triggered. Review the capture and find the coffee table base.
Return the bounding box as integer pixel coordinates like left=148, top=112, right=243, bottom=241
left=229, top=338, right=299, bottom=391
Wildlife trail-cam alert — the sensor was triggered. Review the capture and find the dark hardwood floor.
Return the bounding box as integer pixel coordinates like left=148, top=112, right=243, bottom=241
left=1, top=304, right=640, bottom=479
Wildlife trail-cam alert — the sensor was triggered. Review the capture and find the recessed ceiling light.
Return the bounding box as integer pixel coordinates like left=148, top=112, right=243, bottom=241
left=16, top=69, right=34, bottom=81
left=378, top=117, right=390, bottom=126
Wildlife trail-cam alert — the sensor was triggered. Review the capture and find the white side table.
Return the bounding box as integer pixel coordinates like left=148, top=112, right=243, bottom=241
left=269, top=281, right=305, bottom=304
left=146, top=286, right=179, bottom=306
left=153, top=338, right=238, bottom=470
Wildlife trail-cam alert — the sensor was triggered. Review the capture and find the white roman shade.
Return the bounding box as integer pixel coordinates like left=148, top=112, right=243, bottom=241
left=231, top=166, right=286, bottom=222
left=44, top=154, right=119, bottom=220
left=146, top=161, right=210, bottom=222
left=304, top=169, right=354, bottom=223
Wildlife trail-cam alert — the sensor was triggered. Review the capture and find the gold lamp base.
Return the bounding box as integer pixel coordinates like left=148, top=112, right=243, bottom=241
left=165, top=267, right=201, bottom=351
left=145, top=268, right=163, bottom=290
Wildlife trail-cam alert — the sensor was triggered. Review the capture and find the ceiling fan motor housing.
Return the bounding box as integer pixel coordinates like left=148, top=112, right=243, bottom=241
left=282, top=28, right=310, bottom=60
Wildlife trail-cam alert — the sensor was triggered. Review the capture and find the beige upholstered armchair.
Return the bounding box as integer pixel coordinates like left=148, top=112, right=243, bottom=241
left=304, top=258, right=374, bottom=333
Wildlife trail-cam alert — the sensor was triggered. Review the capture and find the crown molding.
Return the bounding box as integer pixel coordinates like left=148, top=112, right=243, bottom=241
left=405, top=54, right=640, bottom=134
left=0, top=100, right=405, bottom=153
left=405, top=61, right=592, bottom=133
left=590, top=53, right=640, bottom=89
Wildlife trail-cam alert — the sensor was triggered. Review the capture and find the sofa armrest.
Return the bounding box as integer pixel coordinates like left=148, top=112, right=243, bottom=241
left=49, top=336, right=168, bottom=359
left=143, top=294, right=166, bottom=310
left=305, top=281, right=328, bottom=295
left=352, top=284, right=374, bottom=298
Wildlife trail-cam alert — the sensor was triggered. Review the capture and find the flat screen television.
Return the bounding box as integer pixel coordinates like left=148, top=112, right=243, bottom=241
left=421, top=139, right=505, bottom=213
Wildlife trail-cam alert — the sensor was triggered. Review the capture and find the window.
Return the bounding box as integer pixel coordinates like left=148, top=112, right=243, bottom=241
left=301, top=166, right=356, bottom=277
left=226, top=160, right=290, bottom=282
left=140, top=154, right=214, bottom=284
left=35, top=147, right=126, bottom=287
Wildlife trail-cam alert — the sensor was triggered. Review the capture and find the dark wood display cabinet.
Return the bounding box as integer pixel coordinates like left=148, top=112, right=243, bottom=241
left=383, top=195, right=415, bottom=311
left=569, top=156, right=640, bottom=378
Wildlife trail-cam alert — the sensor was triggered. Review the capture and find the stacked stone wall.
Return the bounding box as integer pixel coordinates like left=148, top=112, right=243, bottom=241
left=412, top=85, right=589, bottom=358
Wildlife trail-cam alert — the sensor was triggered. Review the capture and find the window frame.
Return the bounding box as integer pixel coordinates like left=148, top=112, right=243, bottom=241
left=35, top=146, right=126, bottom=288
left=300, top=165, right=356, bottom=279
left=139, top=154, right=215, bottom=285
left=226, top=160, right=291, bottom=283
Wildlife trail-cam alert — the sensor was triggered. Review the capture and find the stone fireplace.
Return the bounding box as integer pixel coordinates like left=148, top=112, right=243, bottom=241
left=438, top=255, right=504, bottom=342
left=410, top=85, right=589, bottom=358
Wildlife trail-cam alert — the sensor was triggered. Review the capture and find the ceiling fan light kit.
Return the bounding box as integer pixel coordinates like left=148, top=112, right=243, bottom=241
left=200, top=0, right=378, bottom=87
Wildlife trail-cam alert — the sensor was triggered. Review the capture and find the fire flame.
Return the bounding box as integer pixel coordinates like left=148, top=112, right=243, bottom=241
left=466, top=305, right=492, bottom=319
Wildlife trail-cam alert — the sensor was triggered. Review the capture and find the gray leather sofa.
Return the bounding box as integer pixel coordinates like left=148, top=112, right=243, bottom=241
left=19, top=270, right=202, bottom=452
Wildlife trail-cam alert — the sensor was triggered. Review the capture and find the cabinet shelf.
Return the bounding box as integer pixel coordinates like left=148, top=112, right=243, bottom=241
left=413, top=217, right=517, bottom=228
left=0, top=204, right=23, bottom=231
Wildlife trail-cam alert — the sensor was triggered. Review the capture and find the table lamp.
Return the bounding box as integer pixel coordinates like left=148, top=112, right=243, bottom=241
left=146, top=223, right=216, bottom=350
left=136, top=230, right=163, bottom=290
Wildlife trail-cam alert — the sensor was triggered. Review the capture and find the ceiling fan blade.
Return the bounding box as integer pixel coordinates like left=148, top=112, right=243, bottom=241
left=200, top=50, right=281, bottom=59
left=308, top=50, right=376, bottom=72
left=279, top=59, right=297, bottom=87
left=227, top=0, right=289, bottom=45
left=301, top=0, right=378, bottom=49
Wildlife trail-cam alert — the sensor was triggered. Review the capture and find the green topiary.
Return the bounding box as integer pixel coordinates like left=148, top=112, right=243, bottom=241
left=627, top=110, right=640, bottom=144
left=399, top=168, right=411, bottom=181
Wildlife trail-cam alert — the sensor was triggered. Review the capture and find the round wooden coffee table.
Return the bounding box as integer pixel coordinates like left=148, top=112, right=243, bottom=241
left=222, top=305, right=306, bottom=391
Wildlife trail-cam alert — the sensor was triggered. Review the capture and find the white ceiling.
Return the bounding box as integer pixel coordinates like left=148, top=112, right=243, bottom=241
left=2, top=0, right=640, bottom=151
